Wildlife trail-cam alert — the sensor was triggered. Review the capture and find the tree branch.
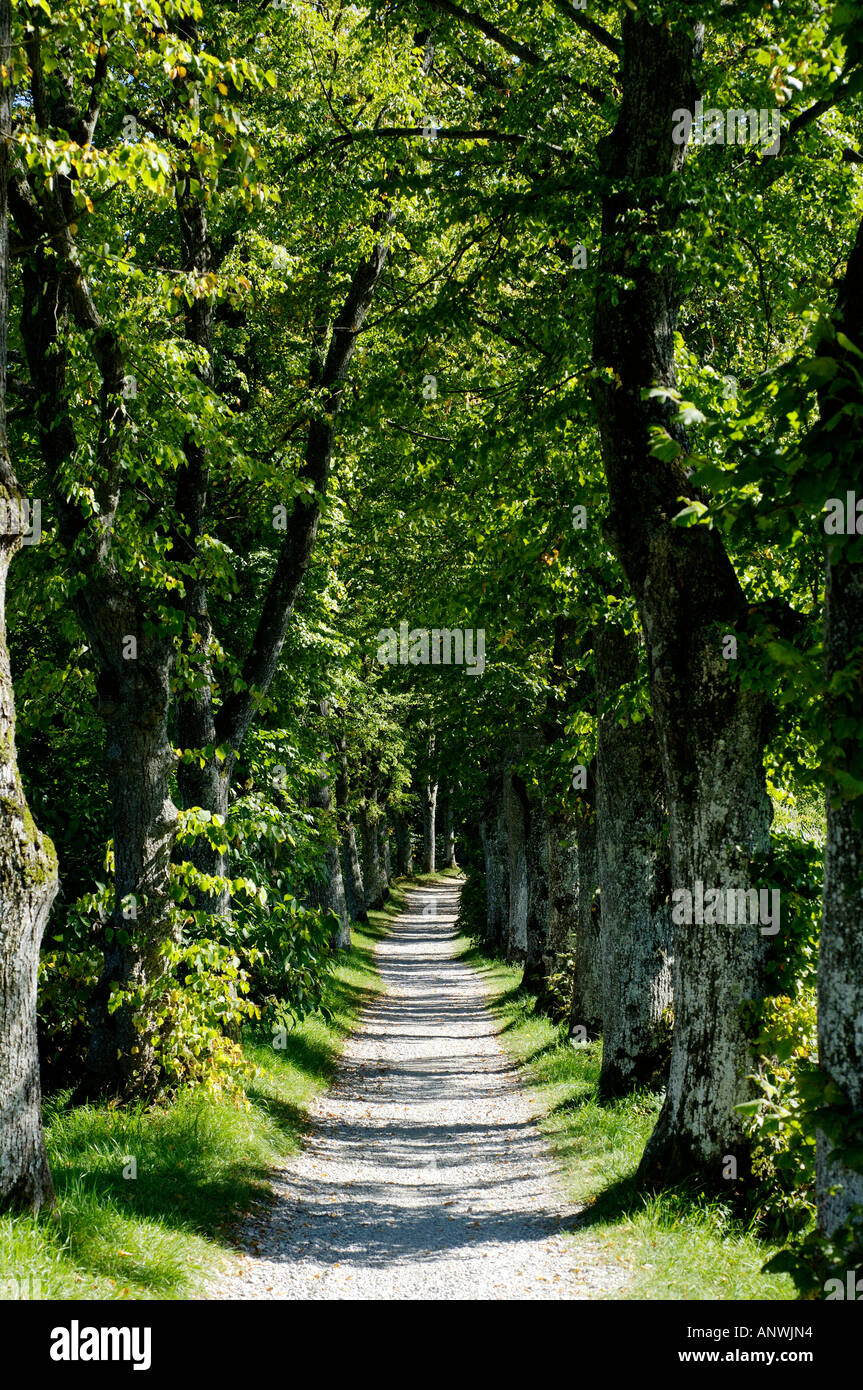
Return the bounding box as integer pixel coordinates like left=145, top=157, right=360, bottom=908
left=292, top=124, right=562, bottom=168
left=550, top=0, right=620, bottom=57
left=76, top=40, right=111, bottom=147
left=385, top=418, right=452, bottom=442
left=421, top=0, right=541, bottom=65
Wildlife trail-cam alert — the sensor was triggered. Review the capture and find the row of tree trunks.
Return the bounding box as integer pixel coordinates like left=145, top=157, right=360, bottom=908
left=474, top=674, right=672, bottom=1099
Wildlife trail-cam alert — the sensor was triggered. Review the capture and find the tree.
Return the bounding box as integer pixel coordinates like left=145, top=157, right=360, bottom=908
left=0, top=0, right=58, bottom=1212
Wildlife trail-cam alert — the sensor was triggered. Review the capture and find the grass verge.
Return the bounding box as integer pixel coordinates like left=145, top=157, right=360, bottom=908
left=457, top=937, right=799, bottom=1301
left=0, top=893, right=404, bottom=1302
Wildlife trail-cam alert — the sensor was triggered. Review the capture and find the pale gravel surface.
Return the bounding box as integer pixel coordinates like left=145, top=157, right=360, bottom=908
left=210, top=879, right=626, bottom=1300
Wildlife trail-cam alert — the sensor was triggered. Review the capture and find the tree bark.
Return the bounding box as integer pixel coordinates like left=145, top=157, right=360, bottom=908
left=378, top=814, right=393, bottom=887
left=569, top=762, right=602, bottom=1038
left=539, top=802, right=579, bottom=1020
left=440, top=785, right=457, bottom=867
left=82, top=631, right=179, bottom=1096
left=813, top=214, right=863, bottom=1241
left=503, top=770, right=528, bottom=964
left=818, top=548, right=863, bottom=1238
left=335, top=734, right=366, bottom=922
left=522, top=792, right=549, bottom=994
left=479, top=767, right=509, bottom=950
left=591, top=12, right=772, bottom=1187
left=595, top=624, right=672, bottom=1100
left=0, top=535, right=58, bottom=1214
left=309, top=773, right=350, bottom=952
left=422, top=774, right=438, bottom=873
left=0, top=0, right=59, bottom=1209
left=393, top=811, right=413, bottom=876
left=536, top=616, right=589, bottom=1014
left=358, top=799, right=387, bottom=910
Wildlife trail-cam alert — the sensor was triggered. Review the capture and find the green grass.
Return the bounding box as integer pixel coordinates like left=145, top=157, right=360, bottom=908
left=458, top=937, right=799, bottom=1301
left=0, top=897, right=400, bottom=1301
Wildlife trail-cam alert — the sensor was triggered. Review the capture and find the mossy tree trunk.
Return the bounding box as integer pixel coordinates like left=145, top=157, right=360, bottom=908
left=0, top=536, right=58, bottom=1214
left=595, top=624, right=672, bottom=1100
left=0, top=0, right=59, bottom=1211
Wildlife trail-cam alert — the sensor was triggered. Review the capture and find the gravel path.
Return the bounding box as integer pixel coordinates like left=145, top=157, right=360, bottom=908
left=210, top=879, right=624, bottom=1300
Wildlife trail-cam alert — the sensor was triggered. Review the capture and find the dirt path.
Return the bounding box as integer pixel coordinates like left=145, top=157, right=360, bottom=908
left=211, top=879, right=623, bottom=1300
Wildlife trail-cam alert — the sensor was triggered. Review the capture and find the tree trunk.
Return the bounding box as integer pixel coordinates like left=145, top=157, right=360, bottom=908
left=422, top=775, right=438, bottom=873
left=308, top=702, right=350, bottom=949
left=522, top=793, right=549, bottom=994
left=358, top=801, right=386, bottom=910
left=538, top=803, right=579, bottom=1020
left=595, top=625, right=672, bottom=1100
left=503, top=771, right=528, bottom=964
left=378, top=815, right=393, bottom=888
left=818, top=552, right=863, bottom=1239
left=335, top=736, right=366, bottom=922
left=340, top=825, right=366, bottom=922
left=440, top=786, right=457, bottom=867
left=172, top=56, right=230, bottom=916
left=480, top=768, right=509, bottom=950
left=0, top=539, right=58, bottom=1214
left=0, top=3, right=59, bottom=1209
left=569, top=763, right=602, bottom=1038
left=591, top=12, right=772, bottom=1187
left=82, top=629, right=179, bottom=1098
left=813, top=214, right=863, bottom=1242
left=393, top=811, right=413, bottom=876
left=309, top=770, right=350, bottom=952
